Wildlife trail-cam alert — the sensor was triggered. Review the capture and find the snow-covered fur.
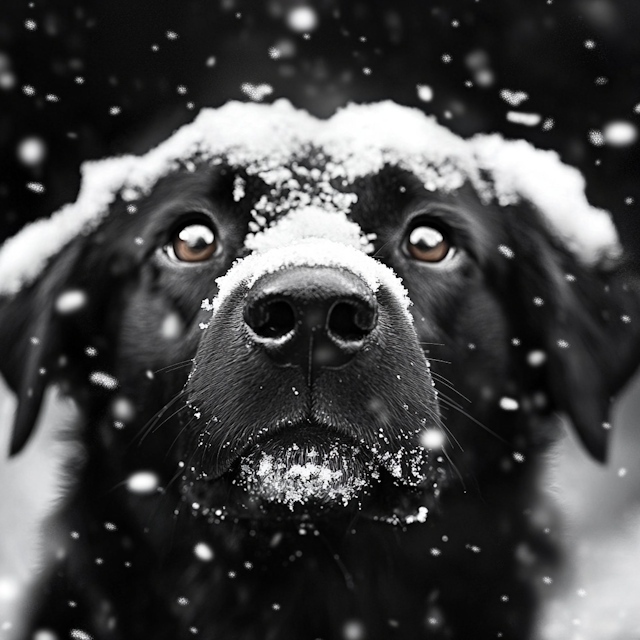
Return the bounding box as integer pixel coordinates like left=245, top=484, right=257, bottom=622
left=1, top=101, right=639, bottom=640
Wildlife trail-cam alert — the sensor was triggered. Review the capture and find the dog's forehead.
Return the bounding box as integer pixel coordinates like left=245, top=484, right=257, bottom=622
left=0, top=100, right=621, bottom=295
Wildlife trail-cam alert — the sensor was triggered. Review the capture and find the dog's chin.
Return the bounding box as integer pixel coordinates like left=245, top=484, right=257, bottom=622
left=236, top=435, right=374, bottom=512
left=183, top=424, right=439, bottom=525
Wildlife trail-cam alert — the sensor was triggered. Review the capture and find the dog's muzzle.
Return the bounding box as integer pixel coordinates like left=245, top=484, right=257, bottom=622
left=180, top=241, right=444, bottom=521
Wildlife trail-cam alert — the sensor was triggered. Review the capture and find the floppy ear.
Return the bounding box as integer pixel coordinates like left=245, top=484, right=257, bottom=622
left=0, top=242, right=85, bottom=456
left=473, top=134, right=640, bottom=462
left=501, top=204, right=640, bottom=463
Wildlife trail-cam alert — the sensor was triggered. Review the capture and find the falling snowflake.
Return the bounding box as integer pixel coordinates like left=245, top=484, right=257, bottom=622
left=240, top=82, right=274, bottom=102
left=286, top=6, right=318, bottom=32
left=506, top=112, right=541, bottom=127
left=498, top=244, right=514, bottom=259
left=603, top=121, right=637, bottom=147
left=542, top=117, right=555, bottom=131
left=194, top=542, right=214, bottom=561
left=416, top=84, right=434, bottom=102
left=500, top=397, right=519, bottom=411
left=26, top=182, right=45, bottom=193
left=588, top=129, right=605, bottom=146
left=500, top=89, right=529, bottom=106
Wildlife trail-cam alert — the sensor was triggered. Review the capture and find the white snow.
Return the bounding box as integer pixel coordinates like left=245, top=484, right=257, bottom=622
left=506, top=111, right=542, bottom=127
left=245, top=208, right=370, bottom=253
left=603, top=121, right=638, bottom=147
left=193, top=542, right=214, bottom=561
left=54, top=289, right=87, bottom=314
left=239, top=447, right=368, bottom=509
left=0, top=100, right=621, bottom=295
left=211, top=237, right=413, bottom=324
left=420, top=429, right=445, bottom=449
left=126, top=471, right=160, bottom=494
left=500, top=89, right=529, bottom=106
left=88, top=371, right=118, bottom=390
left=472, top=134, right=620, bottom=264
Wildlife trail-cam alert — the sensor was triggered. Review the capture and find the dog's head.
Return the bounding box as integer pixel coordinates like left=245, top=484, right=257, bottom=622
left=1, top=101, right=639, bottom=525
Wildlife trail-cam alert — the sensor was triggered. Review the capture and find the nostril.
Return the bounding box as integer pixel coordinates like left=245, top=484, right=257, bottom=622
left=245, top=300, right=296, bottom=339
left=328, top=301, right=376, bottom=342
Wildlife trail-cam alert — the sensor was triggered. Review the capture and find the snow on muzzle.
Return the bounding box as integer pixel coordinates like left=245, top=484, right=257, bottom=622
left=181, top=239, right=444, bottom=514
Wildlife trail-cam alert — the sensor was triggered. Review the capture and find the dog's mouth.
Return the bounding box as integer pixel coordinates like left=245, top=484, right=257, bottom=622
left=235, top=426, right=375, bottom=510
left=183, top=420, right=443, bottom=524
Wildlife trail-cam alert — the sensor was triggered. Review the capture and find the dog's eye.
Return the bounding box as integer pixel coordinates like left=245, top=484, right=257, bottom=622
left=169, top=223, right=217, bottom=262
left=407, top=226, right=452, bottom=262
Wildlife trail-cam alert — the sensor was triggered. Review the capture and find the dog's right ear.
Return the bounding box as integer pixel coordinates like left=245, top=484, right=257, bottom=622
left=0, top=241, right=85, bottom=456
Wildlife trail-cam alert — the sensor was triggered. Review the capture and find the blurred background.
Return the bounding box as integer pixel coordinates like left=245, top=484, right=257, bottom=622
left=0, top=0, right=640, bottom=638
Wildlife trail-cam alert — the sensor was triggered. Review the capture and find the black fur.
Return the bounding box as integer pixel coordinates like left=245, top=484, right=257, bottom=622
left=2, top=156, right=640, bottom=640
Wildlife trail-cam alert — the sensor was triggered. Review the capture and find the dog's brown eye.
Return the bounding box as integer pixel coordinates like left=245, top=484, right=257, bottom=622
left=171, top=223, right=217, bottom=262
left=407, top=226, right=451, bottom=262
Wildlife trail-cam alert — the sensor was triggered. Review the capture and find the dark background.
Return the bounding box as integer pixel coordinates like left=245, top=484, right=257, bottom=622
left=0, top=0, right=639, bottom=265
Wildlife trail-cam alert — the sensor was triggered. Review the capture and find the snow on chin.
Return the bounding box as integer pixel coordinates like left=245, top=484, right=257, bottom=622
left=239, top=445, right=371, bottom=510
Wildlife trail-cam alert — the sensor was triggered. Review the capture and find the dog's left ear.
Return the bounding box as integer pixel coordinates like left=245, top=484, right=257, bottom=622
left=473, top=135, right=640, bottom=461
left=505, top=220, right=640, bottom=462
left=0, top=241, right=84, bottom=456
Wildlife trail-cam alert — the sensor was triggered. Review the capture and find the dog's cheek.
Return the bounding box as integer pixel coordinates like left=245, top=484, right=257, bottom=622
left=98, top=281, right=207, bottom=434
left=408, top=273, right=523, bottom=466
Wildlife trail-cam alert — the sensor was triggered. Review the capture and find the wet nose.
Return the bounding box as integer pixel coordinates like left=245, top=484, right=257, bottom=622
left=243, top=267, right=377, bottom=376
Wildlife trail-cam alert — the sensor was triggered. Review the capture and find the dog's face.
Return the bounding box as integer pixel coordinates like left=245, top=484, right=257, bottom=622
left=1, top=101, right=639, bottom=529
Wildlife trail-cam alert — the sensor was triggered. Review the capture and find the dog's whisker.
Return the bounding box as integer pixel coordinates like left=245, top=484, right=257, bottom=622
left=140, top=403, right=190, bottom=444
left=315, top=530, right=356, bottom=592
left=441, top=448, right=467, bottom=490
left=134, top=392, right=188, bottom=446
left=165, top=421, right=194, bottom=460
left=424, top=356, right=452, bottom=365
left=431, top=372, right=472, bottom=404
left=163, top=446, right=201, bottom=496
left=371, top=239, right=394, bottom=260
left=432, top=414, right=464, bottom=452
left=152, top=359, right=195, bottom=375
left=437, top=396, right=507, bottom=444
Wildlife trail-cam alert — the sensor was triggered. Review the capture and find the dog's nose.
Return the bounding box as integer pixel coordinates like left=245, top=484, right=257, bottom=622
left=243, top=267, right=377, bottom=375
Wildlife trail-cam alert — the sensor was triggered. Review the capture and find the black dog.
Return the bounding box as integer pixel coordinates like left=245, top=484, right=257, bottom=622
left=2, top=101, right=639, bottom=640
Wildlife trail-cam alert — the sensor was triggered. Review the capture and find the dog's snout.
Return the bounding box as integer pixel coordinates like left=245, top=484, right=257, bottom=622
left=243, top=266, right=377, bottom=372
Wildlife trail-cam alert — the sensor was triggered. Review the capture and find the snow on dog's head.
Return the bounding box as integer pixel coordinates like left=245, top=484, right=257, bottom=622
left=0, top=99, right=621, bottom=296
